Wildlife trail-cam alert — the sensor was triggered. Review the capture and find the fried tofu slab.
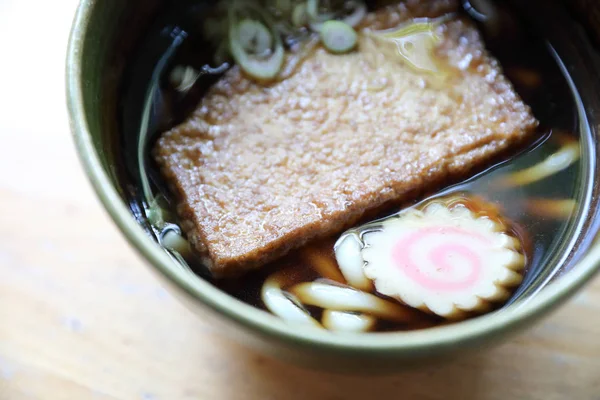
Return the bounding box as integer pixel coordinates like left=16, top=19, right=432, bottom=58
left=154, top=0, right=538, bottom=277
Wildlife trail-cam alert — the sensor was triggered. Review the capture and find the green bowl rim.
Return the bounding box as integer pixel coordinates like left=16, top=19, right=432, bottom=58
left=66, top=0, right=600, bottom=356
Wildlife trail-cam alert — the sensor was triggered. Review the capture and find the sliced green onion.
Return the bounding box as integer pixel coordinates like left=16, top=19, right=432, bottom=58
left=306, top=0, right=336, bottom=32
left=237, top=19, right=273, bottom=56
left=320, top=20, right=357, bottom=54
left=230, top=26, right=284, bottom=80
left=228, top=3, right=285, bottom=80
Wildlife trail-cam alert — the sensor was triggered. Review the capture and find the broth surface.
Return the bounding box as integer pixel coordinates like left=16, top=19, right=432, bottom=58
left=118, top=0, right=593, bottom=331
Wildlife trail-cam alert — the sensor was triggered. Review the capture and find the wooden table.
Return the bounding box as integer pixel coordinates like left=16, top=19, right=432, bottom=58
left=1, top=1, right=599, bottom=399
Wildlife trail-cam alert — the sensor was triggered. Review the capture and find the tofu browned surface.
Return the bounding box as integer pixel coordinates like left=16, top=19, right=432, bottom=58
left=154, top=0, right=539, bottom=277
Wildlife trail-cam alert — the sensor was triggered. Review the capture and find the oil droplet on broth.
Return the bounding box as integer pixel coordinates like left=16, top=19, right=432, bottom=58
left=364, top=20, right=444, bottom=74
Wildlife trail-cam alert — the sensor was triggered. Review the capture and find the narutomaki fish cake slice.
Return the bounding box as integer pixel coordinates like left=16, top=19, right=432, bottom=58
left=359, top=200, right=525, bottom=319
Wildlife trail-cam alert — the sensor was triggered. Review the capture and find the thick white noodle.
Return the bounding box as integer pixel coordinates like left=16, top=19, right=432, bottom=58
left=290, top=282, right=419, bottom=322
left=261, top=271, right=322, bottom=328
left=161, top=229, right=192, bottom=258
left=322, top=310, right=376, bottom=332
left=502, top=142, right=580, bottom=186
left=334, top=234, right=373, bottom=291
left=524, top=199, right=576, bottom=219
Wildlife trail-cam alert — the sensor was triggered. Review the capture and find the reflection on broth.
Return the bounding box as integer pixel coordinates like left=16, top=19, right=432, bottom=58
left=497, top=136, right=579, bottom=187
left=118, top=0, right=594, bottom=332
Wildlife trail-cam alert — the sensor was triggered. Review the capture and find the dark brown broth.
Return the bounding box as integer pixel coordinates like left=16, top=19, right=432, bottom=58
left=118, top=0, right=592, bottom=331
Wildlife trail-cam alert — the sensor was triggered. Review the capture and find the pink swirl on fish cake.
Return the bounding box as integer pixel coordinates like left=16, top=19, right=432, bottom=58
left=391, top=226, right=491, bottom=292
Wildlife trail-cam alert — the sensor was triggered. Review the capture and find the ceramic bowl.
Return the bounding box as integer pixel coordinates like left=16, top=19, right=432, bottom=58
left=67, top=0, right=600, bottom=371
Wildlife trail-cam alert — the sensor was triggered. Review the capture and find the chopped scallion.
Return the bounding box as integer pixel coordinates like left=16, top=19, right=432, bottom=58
left=320, top=20, right=357, bottom=54
left=228, top=2, right=285, bottom=80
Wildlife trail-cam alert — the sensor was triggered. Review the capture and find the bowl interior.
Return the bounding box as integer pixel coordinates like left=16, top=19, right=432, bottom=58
left=68, top=0, right=600, bottom=364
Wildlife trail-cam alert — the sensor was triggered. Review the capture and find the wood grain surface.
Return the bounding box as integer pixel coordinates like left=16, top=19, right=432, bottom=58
left=1, top=1, right=599, bottom=399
